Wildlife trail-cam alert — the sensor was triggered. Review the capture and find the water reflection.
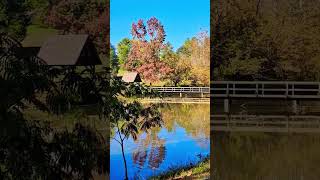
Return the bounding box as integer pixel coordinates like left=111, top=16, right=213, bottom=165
left=212, top=99, right=320, bottom=179
left=212, top=132, right=320, bottom=180
left=110, top=104, right=210, bottom=180
left=133, top=132, right=166, bottom=170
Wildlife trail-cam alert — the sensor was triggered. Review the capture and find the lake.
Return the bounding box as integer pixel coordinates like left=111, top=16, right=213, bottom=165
left=212, top=132, right=320, bottom=180
left=212, top=99, right=320, bottom=180
left=110, top=104, right=210, bottom=180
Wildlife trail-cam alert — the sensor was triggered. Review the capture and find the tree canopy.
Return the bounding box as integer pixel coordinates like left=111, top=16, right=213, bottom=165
left=45, top=0, right=109, bottom=55
left=126, top=17, right=172, bottom=82
left=0, top=0, right=30, bottom=40
left=0, top=1, right=164, bottom=179
left=115, top=17, right=210, bottom=86
left=117, top=38, right=131, bottom=68
left=212, top=0, right=320, bottom=81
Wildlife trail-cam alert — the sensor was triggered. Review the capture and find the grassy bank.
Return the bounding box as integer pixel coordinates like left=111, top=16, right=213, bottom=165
left=22, top=25, right=58, bottom=46
left=149, top=157, right=210, bottom=180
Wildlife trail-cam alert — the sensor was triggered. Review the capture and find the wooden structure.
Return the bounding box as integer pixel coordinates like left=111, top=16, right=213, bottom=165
left=139, top=97, right=209, bottom=104
left=150, top=86, right=210, bottom=98
left=211, top=81, right=320, bottom=114
left=122, top=72, right=142, bottom=83
left=37, top=35, right=101, bottom=66
left=17, top=34, right=101, bottom=67
left=211, top=114, right=320, bottom=133
left=211, top=81, right=320, bottom=99
left=150, top=87, right=210, bottom=93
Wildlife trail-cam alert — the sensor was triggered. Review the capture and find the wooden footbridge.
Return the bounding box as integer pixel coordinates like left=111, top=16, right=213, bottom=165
left=210, top=81, right=320, bottom=133
left=150, top=86, right=210, bottom=97
left=150, top=81, right=320, bottom=98
left=139, top=87, right=210, bottom=103
left=139, top=97, right=209, bottom=104
left=147, top=82, right=320, bottom=132
left=211, top=81, right=320, bottom=99
left=211, top=114, right=320, bottom=133
left=211, top=81, right=320, bottom=114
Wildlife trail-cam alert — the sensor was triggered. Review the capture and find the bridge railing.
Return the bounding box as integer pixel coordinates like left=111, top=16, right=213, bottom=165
left=211, top=81, right=320, bottom=98
left=149, top=82, right=320, bottom=98
left=211, top=114, right=320, bottom=133
left=150, top=87, right=210, bottom=93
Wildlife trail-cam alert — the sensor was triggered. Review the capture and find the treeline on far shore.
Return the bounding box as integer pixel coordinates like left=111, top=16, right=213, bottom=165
left=212, top=0, right=320, bottom=81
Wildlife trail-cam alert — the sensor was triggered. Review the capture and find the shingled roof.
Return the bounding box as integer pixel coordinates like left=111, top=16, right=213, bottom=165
left=37, top=35, right=101, bottom=66
left=122, top=72, right=142, bottom=83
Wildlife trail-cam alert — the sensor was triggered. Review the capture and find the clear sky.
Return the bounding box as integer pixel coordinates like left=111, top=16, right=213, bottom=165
left=110, top=0, right=210, bottom=51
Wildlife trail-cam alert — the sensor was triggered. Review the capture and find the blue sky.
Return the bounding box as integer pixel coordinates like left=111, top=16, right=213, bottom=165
left=110, top=0, right=210, bottom=51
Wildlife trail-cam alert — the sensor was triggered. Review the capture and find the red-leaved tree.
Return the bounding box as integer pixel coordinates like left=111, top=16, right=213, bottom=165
left=45, top=0, right=109, bottom=55
left=126, top=17, right=172, bottom=82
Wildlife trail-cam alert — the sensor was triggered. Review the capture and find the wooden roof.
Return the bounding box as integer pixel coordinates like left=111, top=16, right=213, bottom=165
left=122, top=72, right=142, bottom=83
left=37, top=35, right=101, bottom=66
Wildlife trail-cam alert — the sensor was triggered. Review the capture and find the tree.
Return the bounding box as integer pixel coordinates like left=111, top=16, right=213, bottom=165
left=0, top=0, right=30, bottom=40
left=212, top=0, right=261, bottom=80
left=0, top=33, right=108, bottom=179
left=110, top=44, right=119, bottom=74
left=161, top=43, right=191, bottom=86
left=211, top=0, right=320, bottom=81
left=117, top=38, right=131, bottom=68
left=264, top=0, right=320, bottom=80
left=1, top=32, right=163, bottom=180
left=177, top=32, right=210, bottom=86
left=25, top=0, right=49, bottom=24
left=46, top=0, right=109, bottom=55
left=177, top=38, right=192, bottom=56
left=111, top=101, right=162, bottom=180
left=126, top=17, right=172, bottom=82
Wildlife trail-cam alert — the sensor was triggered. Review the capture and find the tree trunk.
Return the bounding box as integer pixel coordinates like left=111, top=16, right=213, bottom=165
left=174, top=81, right=178, bottom=87
left=120, top=141, right=129, bottom=180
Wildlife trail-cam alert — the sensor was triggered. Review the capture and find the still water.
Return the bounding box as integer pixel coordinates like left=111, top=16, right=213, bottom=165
left=212, top=99, right=320, bottom=180
left=110, top=104, right=210, bottom=180
left=212, top=132, right=320, bottom=180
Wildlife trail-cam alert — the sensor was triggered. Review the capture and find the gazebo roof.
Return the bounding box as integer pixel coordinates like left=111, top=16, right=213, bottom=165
left=37, top=34, right=101, bottom=66
left=122, top=72, right=142, bottom=83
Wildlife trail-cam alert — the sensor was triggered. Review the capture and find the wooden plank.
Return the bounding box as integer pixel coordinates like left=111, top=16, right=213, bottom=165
left=211, top=126, right=320, bottom=133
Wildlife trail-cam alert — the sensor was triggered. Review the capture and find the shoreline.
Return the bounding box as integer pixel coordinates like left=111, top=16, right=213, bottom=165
left=148, top=157, right=210, bottom=180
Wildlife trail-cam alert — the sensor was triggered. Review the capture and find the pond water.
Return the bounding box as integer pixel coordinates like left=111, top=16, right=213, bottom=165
left=212, top=132, right=320, bottom=180
left=212, top=100, right=320, bottom=180
left=110, top=104, right=210, bottom=180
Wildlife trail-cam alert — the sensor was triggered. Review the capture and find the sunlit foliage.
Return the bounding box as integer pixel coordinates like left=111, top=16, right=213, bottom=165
left=126, top=17, right=172, bottom=82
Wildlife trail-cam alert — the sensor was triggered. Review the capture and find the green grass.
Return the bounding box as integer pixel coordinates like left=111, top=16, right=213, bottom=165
left=148, top=156, right=210, bottom=180
left=24, top=106, right=108, bottom=131
left=117, top=68, right=127, bottom=76
left=22, top=24, right=58, bottom=47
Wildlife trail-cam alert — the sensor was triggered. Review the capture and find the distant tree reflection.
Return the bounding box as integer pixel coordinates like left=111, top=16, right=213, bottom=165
left=132, top=132, right=166, bottom=169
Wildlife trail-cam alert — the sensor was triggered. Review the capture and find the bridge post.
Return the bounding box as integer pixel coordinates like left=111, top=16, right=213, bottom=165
left=292, top=100, right=299, bottom=114
left=224, top=99, right=230, bottom=113
left=179, top=92, right=182, bottom=98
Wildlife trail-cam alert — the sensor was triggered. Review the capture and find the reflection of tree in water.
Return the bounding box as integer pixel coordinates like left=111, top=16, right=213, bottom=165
left=132, top=149, right=148, bottom=168
left=148, top=139, right=166, bottom=169
left=131, top=104, right=209, bottom=170
left=161, top=104, right=210, bottom=139
left=132, top=129, right=166, bottom=169
left=194, top=137, right=210, bottom=149
left=212, top=132, right=320, bottom=179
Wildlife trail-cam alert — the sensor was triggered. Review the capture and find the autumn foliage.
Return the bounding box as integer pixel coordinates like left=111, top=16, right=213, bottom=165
left=45, top=0, right=109, bottom=55
left=212, top=0, right=320, bottom=81
left=121, top=17, right=210, bottom=86
left=126, top=17, right=173, bottom=82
